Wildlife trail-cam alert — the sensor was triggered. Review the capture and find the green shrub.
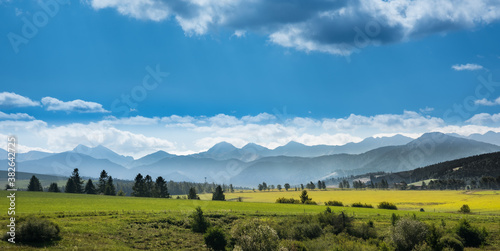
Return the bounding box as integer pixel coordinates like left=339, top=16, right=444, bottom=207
left=455, top=219, right=487, bottom=247
left=290, top=223, right=322, bottom=240
left=391, top=218, right=429, bottom=251
left=5, top=216, right=60, bottom=244
left=317, top=210, right=352, bottom=234
left=231, top=220, right=279, bottom=251
left=458, top=204, right=470, bottom=214
left=204, top=227, right=227, bottom=251
left=378, top=201, right=398, bottom=210
left=190, top=206, right=210, bottom=233
left=304, top=200, right=317, bottom=205
left=439, top=234, right=464, bottom=251
left=325, top=200, right=343, bottom=206
left=276, top=197, right=301, bottom=204
left=349, top=221, right=377, bottom=240
left=351, top=202, right=373, bottom=208
left=280, top=239, right=308, bottom=251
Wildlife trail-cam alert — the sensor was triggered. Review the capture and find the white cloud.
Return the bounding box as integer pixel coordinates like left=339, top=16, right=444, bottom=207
left=41, top=97, right=110, bottom=113
left=452, top=63, right=484, bottom=71
left=0, top=92, right=40, bottom=107
left=86, top=0, right=500, bottom=55
left=39, top=122, right=175, bottom=158
left=88, top=0, right=170, bottom=21
left=103, top=115, right=160, bottom=125
left=0, top=111, right=35, bottom=120
left=322, top=111, right=444, bottom=132
left=419, top=107, right=434, bottom=113
left=466, top=113, right=500, bottom=125
left=241, top=113, right=276, bottom=123
left=474, top=97, right=500, bottom=106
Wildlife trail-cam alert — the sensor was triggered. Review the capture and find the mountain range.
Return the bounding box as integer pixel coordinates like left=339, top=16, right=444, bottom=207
left=2, top=132, right=500, bottom=186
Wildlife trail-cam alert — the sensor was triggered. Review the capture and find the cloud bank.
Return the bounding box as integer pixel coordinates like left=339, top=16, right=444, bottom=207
left=87, top=0, right=500, bottom=55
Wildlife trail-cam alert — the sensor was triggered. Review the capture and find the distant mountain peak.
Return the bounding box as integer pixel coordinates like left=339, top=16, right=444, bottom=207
left=207, top=142, right=237, bottom=152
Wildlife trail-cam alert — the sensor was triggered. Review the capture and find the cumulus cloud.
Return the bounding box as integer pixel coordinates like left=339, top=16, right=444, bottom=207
left=466, top=113, right=500, bottom=125
left=39, top=122, right=175, bottom=157
left=452, top=63, right=484, bottom=71
left=41, top=97, right=110, bottom=113
left=474, top=97, right=500, bottom=106
left=322, top=111, right=444, bottom=132
left=0, top=111, right=35, bottom=120
left=0, top=92, right=40, bottom=107
left=87, top=0, right=500, bottom=55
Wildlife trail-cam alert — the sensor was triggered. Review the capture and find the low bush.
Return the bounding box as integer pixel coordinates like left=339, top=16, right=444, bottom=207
left=455, top=219, right=488, bottom=247
left=204, top=227, right=227, bottom=251
left=276, top=197, right=301, bottom=204
left=351, top=202, right=373, bottom=208
left=290, top=223, right=322, bottom=240
left=349, top=221, right=377, bottom=240
left=458, top=204, right=470, bottom=214
left=391, top=218, right=429, bottom=251
left=439, top=234, right=464, bottom=251
left=317, top=210, right=352, bottom=234
left=231, top=220, right=279, bottom=251
left=324, top=200, right=343, bottom=207
left=191, top=206, right=210, bottom=233
left=280, top=239, right=308, bottom=251
left=3, top=216, right=61, bottom=244
left=378, top=201, right=398, bottom=210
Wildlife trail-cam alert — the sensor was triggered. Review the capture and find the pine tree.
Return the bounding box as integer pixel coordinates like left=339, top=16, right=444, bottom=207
left=68, top=168, right=84, bottom=193
left=97, top=170, right=108, bottom=194
left=188, top=187, right=199, bottom=200
left=27, top=175, right=43, bottom=191
left=104, top=176, right=116, bottom=196
left=48, top=182, right=60, bottom=192
left=84, top=179, right=96, bottom=194
left=155, top=176, right=169, bottom=198
left=321, top=181, right=326, bottom=189
left=317, top=180, right=322, bottom=190
left=65, top=178, right=76, bottom=193
left=144, top=175, right=153, bottom=197
left=300, top=190, right=309, bottom=204
left=212, top=185, right=225, bottom=201
left=229, top=184, right=234, bottom=193
left=277, top=184, right=282, bottom=191
left=132, top=173, right=145, bottom=197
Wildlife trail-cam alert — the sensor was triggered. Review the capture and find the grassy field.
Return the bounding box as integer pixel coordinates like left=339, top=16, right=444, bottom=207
left=199, top=189, right=500, bottom=214
left=0, top=189, right=498, bottom=250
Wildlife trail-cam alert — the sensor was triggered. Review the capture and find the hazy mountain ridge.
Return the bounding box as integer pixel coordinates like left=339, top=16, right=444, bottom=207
left=5, top=132, right=500, bottom=186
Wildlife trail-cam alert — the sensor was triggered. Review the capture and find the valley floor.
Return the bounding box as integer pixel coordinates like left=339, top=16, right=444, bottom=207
left=0, top=190, right=498, bottom=250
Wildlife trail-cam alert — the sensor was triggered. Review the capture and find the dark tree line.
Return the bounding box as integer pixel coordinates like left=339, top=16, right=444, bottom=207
left=131, top=173, right=169, bottom=198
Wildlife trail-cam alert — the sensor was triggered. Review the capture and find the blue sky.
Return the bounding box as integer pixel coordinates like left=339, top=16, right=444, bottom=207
left=1, top=0, right=500, bottom=157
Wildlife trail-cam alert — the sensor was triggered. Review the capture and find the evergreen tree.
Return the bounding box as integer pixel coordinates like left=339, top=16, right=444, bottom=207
left=258, top=184, right=263, bottom=191
left=317, top=180, right=322, bottom=190
left=339, top=182, right=344, bottom=189
left=262, top=182, right=268, bottom=191
left=65, top=178, right=76, bottom=193
left=97, top=170, right=108, bottom=194
left=69, top=168, right=84, bottom=193
left=300, top=184, right=304, bottom=190
left=84, top=179, right=97, bottom=194
left=300, top=190, right=309, bottom=204
left=229, top=184, right=234, bottom=193
left=48, top=182, right=60, bottom=192
left=104, top=176, right=116, bottom=196
left=277, top=184, right=282, bottom=191
left=155, top=176, right=169, bottom=198
left=321, top=181, right=326, bottom=189
left=27, top=175, right=43, bottom=191
left=144, top=175, right=154, bottom=197
left=212, top=185, right=225, bottom=201
left=188, top=187, right=199, bottom=200
left=132, top=173, right=146, bottom=197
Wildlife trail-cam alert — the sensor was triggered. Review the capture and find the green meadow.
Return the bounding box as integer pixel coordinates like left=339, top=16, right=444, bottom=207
left=0, top=190, right=499, bottom=250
